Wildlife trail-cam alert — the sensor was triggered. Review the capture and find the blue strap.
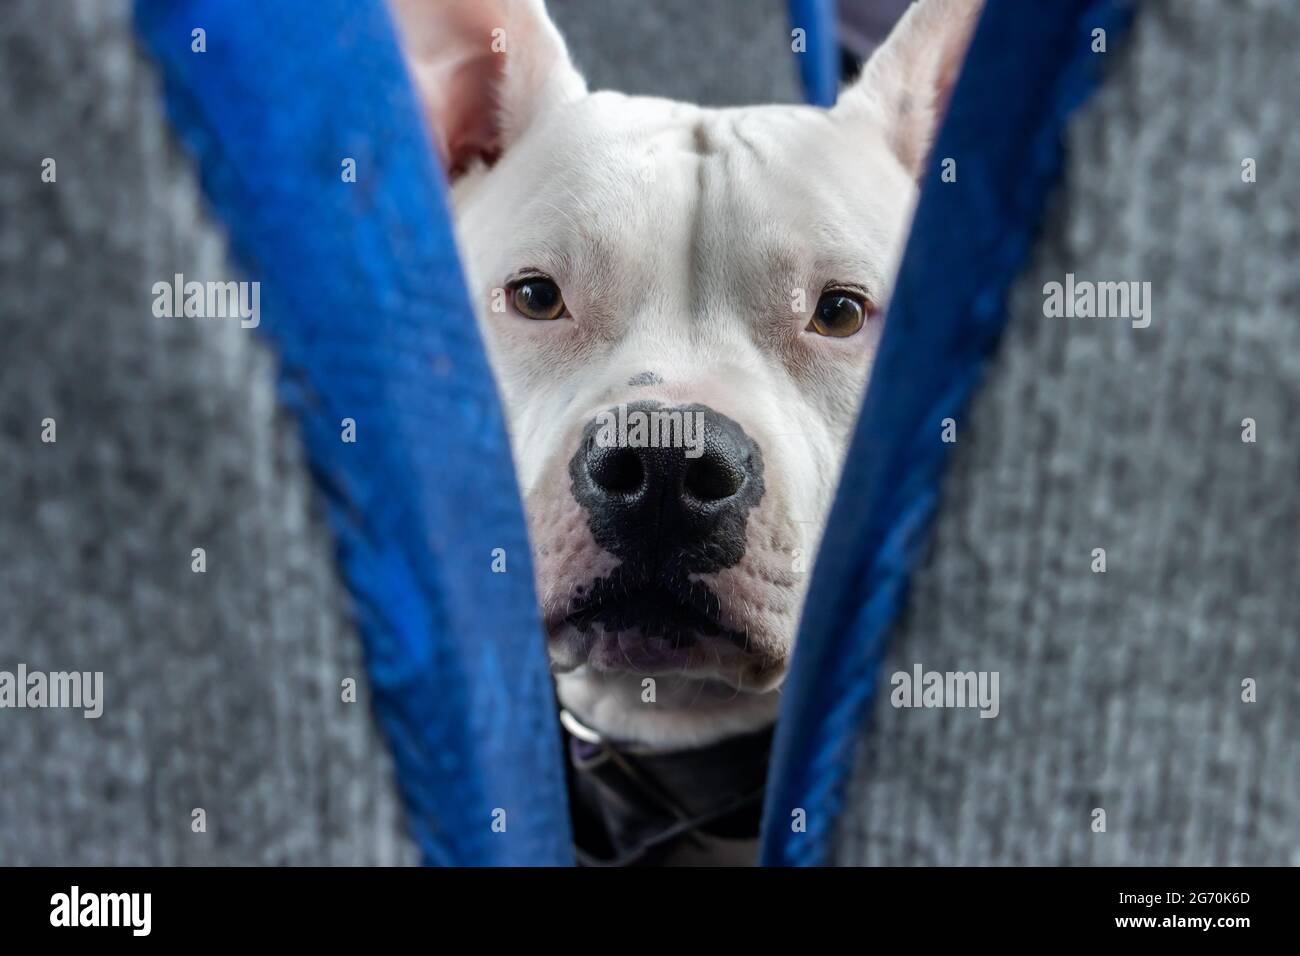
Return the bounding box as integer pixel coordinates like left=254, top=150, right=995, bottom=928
left=760, top=0, right=1133, bottom=865
left=789, top=0, right=840, bottom=106
left=135, top=0, right=573, bottom=865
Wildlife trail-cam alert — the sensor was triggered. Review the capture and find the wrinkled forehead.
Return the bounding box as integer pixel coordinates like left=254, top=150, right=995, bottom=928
left=458, top=92, right=916, bottom=296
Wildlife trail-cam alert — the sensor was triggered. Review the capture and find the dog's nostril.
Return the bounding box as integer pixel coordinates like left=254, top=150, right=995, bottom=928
left=587, top=444, right=644, bottom=494
left=683, top=452, right=744, bottom=502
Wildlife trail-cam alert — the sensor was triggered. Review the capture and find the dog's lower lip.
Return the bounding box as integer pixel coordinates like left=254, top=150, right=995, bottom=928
left=561, top=584, right=725, bottom=642
left=545, top=580, right=783, bottom=682
left=546, top=577, right=754, bottom=675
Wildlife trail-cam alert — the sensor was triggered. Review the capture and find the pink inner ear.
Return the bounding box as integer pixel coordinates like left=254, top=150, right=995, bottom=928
left=392, top=0, right=585, bottom=182
left=438, top=52, right=506, bottom=177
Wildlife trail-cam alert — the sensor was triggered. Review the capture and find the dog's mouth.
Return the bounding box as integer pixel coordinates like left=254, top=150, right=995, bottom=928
left=568, top=575, right=732, bottom=641
left=546, top=572, right=750, bottom=675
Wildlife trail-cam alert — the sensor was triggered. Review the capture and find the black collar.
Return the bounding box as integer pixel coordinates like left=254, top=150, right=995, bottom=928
left=560, top=709, right=775, bottom=867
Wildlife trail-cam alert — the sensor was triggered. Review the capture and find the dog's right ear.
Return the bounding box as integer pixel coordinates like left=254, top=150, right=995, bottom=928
left=389, top=0, right=586, bottom=179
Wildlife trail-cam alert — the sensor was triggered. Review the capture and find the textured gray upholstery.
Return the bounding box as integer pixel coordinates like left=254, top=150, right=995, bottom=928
left=834, top=0, right=1300, bottom=865
left=0, top=0, right=416, bottom=864
left=550, top=0, right=802, bottom=106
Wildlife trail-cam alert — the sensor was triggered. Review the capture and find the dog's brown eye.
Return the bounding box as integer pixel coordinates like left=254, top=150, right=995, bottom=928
left=510, top=277, right=566, bottom=320
left=808, top=290, right=869, bottom=338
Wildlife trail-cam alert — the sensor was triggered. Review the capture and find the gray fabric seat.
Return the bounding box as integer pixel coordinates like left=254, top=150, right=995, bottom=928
left=0, top=0, right=415, bottom=864
left=834, top=0, right=1300, bottom=866
left=551, top=0, right=801, bottom=106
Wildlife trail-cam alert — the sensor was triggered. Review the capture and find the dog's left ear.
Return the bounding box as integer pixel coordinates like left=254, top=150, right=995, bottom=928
left=832, top=0, right=982, bottom=180
left=389, top=0, right=586, bottom=178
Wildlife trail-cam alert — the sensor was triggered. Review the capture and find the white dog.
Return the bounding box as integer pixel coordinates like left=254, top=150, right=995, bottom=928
left=391, top=0, right=977, bottom=755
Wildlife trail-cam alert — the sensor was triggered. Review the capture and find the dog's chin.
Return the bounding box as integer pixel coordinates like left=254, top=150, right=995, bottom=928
left=547, top=620, right=775, bottom=685
left=552, top=665, right=785, bottom=751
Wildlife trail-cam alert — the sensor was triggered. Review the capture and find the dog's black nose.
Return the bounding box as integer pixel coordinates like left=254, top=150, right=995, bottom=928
left=570, top=401, right=765, bottom=575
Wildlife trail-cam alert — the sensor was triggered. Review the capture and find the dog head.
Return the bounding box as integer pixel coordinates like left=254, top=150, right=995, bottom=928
left=392, top=0, right=978, bottom=748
